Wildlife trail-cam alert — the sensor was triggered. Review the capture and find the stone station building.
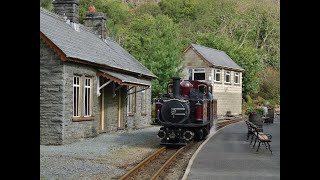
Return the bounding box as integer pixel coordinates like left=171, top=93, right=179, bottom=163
left=40, top=0, right=156, bottom=145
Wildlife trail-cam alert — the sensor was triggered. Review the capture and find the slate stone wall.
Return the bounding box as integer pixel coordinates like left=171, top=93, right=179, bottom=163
left=40, top=40, right=64, bottom=145
left=62, top=61, right=100, bottom=144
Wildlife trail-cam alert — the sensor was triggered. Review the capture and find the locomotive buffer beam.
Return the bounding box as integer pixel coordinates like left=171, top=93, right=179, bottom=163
left=158, top=121, right=210, bottom=128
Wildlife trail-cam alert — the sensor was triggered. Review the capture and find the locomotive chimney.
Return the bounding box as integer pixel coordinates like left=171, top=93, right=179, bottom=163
left=172, top=77, right=181, bottom=99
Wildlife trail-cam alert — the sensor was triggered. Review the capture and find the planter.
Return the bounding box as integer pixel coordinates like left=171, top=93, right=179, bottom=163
left=248, top=113, right=263, bottom=132
left=265, top=109, right=274, bottom=123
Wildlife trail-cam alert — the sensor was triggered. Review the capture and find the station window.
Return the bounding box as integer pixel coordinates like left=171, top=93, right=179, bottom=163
left=73, top=76, right=80, bottom=117
left=127, top=87, right=136, bottom=115
left=141, top=89, right=147, bottom=115
left=73, top=76, right=93, bottom=118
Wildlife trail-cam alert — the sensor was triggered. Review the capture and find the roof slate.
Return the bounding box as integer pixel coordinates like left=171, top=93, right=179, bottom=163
left=40, top=8, right=156, bottom=78
left=191, top=43, right=244, bottom=71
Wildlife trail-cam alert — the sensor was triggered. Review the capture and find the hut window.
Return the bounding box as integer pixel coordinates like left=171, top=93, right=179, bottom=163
left=214, top=69, right=221, bottom=82
left=234, top=72, right=240, bottom=84
left=191, top=68, right=205, bottom=81
left=225, top=71, right=231, bottom=83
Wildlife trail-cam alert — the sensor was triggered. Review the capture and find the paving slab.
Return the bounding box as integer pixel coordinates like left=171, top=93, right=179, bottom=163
left=186, top=118, right=280, bottom=180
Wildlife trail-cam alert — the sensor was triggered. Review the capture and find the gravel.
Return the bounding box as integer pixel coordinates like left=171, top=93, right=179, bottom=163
left=40, top=126, right=162, bottom=180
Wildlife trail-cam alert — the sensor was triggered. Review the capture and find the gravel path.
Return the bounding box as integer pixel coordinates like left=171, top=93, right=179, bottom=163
left=40, top=126, right=161, bottom=180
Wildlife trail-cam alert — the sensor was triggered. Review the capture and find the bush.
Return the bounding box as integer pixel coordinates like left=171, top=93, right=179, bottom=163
left=246, top=105, right=264, bottom=116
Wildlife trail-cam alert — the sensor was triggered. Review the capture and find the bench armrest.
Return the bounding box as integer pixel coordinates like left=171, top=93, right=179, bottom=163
left=265, top=134, right=272, bottom=139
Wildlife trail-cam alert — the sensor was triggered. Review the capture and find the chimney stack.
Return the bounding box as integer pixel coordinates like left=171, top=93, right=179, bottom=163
left=172, top=77, right=181, bottom=99
left=53, top=0, right=79, bottom=23
left=83, top=5, right=107, bottom=39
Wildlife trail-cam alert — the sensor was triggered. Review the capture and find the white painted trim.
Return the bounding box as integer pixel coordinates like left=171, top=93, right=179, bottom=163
left=191, top=68, right=206, bottom=81
left=83, top=77, right=92, bottom=117
left=234, top=72, right=240, bottom=84
left=101, top=90, right=105, bottom=130
left=214, top=69, right=221, bottom=82
left=73, top=76, right=80, bottom=117
left=224, top=70, right=231, bottom=83
left=96, top=75, right=112, bottom=97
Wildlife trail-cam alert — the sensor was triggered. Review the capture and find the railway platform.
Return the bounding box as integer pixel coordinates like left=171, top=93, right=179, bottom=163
left=183, top=117, right=280, bottom=180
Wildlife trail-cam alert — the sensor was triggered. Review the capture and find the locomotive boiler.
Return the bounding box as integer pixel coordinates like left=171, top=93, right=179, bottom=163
left=155, top=77, right=217, bottom=145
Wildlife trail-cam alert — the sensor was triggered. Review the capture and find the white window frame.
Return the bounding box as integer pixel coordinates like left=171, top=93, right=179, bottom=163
left=234, top=72, right=240, bottom=84
left=225, top=71, right=231, bottom=83
left=214, top=69, right=221, bottom=82
left=141, top=90, right=147, bottom=115
left=73, top=76, right=80, bottom=117
left=190, top=68, right=206, bottom=81
left=83, top=77, right=92, bottom=117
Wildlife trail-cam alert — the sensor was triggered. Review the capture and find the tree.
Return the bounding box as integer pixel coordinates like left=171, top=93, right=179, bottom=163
left=258, top=67, right=280, bottom=102
left=196, top=33, right=262, bottom=97
left=40, top=0, right=53, bottom=11
left=159, top=0, right=199, bottom=22
left=117, top=14, right=183, bottom=99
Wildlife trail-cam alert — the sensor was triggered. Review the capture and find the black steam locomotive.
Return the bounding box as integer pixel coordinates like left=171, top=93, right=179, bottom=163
left=155, top=77, right=217, bottom=145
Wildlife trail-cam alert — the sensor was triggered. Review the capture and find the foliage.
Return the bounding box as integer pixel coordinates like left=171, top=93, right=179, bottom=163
left=43, top=0, right=279, bottom=101
left=159, top=0, right=199, bottom=22
left=258, top=67, right=280, bottom=100
left=195, top=33, right=262, bottom=96
left=40, top=0, right=53, bottom=11
left=246, top=105, right=264, bottom=116
left=118, top=14, right=184, bottom=99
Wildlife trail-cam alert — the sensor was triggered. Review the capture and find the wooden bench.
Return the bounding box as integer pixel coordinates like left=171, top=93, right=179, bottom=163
left=245, top=121, right=273, bottom=154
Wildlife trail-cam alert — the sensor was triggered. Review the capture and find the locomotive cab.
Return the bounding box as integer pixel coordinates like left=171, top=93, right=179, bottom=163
left=155, top=77, right=217, bottom=145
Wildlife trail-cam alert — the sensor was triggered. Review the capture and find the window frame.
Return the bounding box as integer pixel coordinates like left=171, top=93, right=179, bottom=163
left=73, top=76, right=80, bottom=117
left=214, top=69, right=221, bottom=82
left=127, top=87, right=136, bottom=116
left=224, top=71, right=231, bottom=84
left=189, top=68, right=206, bottom=81
left=83, top=77, right=92, bottom=117
left=141, top=89, right=147, bottom=116
left=72, top=75, right=95, bottom=122
left=234, top=72, right=240, bottom=84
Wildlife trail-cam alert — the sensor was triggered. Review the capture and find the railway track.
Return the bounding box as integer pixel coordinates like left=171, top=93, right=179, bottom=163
left=119, top=117, right=243, bottom=180
left=216, top=118, right=243, bottom=130
left=119, top=146, right=185, bottom=180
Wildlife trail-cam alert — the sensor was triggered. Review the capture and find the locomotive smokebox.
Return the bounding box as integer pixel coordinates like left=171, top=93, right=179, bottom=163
left=172, top=77, right=181, bottom=99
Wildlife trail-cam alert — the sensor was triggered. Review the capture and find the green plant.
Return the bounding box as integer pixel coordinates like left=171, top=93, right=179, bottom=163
left=246, top=105, right=264, bottom=116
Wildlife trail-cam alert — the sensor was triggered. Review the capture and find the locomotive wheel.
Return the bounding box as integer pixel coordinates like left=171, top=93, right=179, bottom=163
left=203, top=129, right=208, bottom=139
left=194, top=129, right=204, bottom=141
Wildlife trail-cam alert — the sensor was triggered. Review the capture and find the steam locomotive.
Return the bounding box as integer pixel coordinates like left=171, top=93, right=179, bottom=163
left=155, top=77, right=217, bottom=145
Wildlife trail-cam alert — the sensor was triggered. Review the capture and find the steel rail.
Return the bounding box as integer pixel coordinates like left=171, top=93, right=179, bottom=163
left=150, top=146, right=186, bottom=180
left=119, top=146, right=166, bottom=180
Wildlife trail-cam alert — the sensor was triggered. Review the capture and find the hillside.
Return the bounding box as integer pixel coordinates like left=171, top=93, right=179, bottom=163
left=41, top=0, right=280, bottom=107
